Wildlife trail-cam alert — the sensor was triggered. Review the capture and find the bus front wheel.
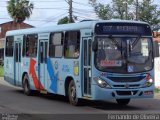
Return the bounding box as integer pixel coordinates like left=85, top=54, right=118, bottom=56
left=23, top=74, right=32, bottom=96
left=68, top=80, right=80, bottom=106
left=116, top=99, right=130, bottom=105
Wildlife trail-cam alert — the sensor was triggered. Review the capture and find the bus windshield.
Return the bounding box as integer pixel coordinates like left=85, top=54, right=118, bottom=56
left=95, top=36, right=153, bottom=73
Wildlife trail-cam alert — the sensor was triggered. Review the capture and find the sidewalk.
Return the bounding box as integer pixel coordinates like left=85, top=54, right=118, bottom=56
left=154, top=92, right=160, bottom=99
left=0, top=77, right=20, bottom=88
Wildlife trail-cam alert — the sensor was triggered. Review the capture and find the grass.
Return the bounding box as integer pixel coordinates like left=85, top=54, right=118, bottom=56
left=154, top=87, right=160, bottom=93
left=0, top=66, right=4, bottom=77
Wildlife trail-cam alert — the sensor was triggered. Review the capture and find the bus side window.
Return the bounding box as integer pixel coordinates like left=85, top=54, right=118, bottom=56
left=49, top=32, right=63, bottom=58
left=23, top=34, right=38, bottom=57
left=64, top=31, right=80, bottom=58
left=5, top=36, right=14, bottom=57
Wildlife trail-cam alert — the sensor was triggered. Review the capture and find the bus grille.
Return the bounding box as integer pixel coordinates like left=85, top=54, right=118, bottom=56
left=113, top=84, right=140, bottom=88
left=108, top=76, right=145, bottom=82
left=116, top=91, right=138, bottom=96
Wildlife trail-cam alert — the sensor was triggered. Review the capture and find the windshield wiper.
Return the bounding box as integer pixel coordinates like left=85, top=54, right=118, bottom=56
left=131, top=35, right=141, bottom=49
left=108, top=35, right=121, bottom=50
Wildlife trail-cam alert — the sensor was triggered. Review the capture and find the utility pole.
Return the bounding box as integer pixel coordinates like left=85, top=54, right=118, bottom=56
left=125, top=1, right=128, bottom=20
left=124, top=0, right=128, bottom=20
left=68, top=0, right=73, bottom=23
left=136, top=0, right=139, bottom=20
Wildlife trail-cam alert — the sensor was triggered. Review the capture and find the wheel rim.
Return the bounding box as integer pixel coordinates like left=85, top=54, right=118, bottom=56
left=71, top=86, right=76, bottom=101
left=24, top=81, right=29, bottom=93
left=70, top=85, right=77, bottom=103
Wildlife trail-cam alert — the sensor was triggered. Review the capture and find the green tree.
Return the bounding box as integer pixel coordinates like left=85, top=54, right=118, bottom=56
left=57, top=16, right=76, bottom=24
left=94, top=3, right=113, bottom=20
left=57, top=16, right=70, bottom=24
left=89, top=0, right=134, bottom=20
left=138, top=0, right=160, bottom=26
left=89, top=0, right=160, bottom=26
left=7, top=0, right=33, bottom=28
left=89, top=0, right=113, bottom=20
left=112, top=0, right=134, bottom=19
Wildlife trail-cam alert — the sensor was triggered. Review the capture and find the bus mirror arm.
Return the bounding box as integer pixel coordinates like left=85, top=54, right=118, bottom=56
left=153, top=41, right=159, bottom=58
left=92, top=40, right=98, bottom=52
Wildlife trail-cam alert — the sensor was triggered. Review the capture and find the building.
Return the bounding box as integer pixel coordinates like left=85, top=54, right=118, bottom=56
left=153, top=27, right=160, bottom=42
left=0, top=21, right=34, bottom=64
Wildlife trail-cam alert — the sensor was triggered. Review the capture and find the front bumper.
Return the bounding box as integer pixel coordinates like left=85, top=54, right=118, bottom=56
left=92, top=84, right=154, bottom=100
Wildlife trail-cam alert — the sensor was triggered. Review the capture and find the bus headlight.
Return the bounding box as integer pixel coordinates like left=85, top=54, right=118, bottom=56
left=143, top=74, right=154, bottom=87
left=94, top=77, right=111, bottom=88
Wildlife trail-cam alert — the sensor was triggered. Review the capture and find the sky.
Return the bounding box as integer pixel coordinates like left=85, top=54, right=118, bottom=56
left=0, top=0, right=159, bottom=27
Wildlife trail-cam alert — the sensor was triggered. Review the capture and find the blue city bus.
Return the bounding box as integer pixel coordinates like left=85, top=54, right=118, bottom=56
left=4, top=20, right=154, bottom=106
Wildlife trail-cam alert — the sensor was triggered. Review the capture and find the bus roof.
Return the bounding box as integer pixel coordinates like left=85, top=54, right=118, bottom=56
left=6, top=20, right=150, bottom=36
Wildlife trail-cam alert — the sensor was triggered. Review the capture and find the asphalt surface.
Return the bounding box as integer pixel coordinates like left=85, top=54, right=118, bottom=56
left=0, top=77, right=160, bottom=119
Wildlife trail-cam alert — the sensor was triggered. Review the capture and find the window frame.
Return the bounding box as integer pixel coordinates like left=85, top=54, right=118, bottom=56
left=5, top=36, right=14, bottom=57
left=22, top=34, right=38, bottom=58
left=49, top=32, right=64, bottom=58
left=64, top=30, right=80, bottom=59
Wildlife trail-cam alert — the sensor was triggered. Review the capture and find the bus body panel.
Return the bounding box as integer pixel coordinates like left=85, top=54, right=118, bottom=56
left=46, top=58, right=82, bottom=97
left=91, top=67, right=154, bottom=100
left=92, top=84, right=154, bottom=100
left=4, top=20, right=154, bottom=103
left=4, top=57, right=14, bottom=85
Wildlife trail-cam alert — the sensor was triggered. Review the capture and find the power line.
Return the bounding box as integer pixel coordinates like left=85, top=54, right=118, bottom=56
left=73, top=11, right=94, bottom=17
left=0, top=0, right=96, bottom=25
left=0, top=6, right=68, bottom=10
left=31, top=0, right=64, bottom=2
left=0, top=17, right=58, bottom=22
left=73, top=9, right=93, bottom=13
left=0, top=0, right=64, bottom=2
left=73, top=8, right=93, bottom=13
left=34, top=7, right=68, bottom=10
left=44, top=12, right=68, bottom=22
left=72, top=1, right=91, bottom=7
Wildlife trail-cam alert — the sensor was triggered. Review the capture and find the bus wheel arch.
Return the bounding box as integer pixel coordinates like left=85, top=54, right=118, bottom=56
left=64, top=76, right=73, bottom=97
left=22, top=72, right=28, bottom=87
left=65, top=78, right=81, bottom=106
left=22, top=72, right=32, bottom=96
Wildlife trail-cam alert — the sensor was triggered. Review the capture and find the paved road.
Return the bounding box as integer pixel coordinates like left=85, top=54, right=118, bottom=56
left=0, top=77, right=160, bottom=119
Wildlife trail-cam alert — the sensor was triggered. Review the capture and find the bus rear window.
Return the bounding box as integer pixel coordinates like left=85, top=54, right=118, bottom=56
left=5, top=36, right=14, bottom=57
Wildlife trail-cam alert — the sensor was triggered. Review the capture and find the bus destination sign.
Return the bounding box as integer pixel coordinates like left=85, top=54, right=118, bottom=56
left=95, top=23, right=151, bottom=35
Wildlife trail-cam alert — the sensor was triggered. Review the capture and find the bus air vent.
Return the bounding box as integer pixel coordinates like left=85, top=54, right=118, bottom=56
left=116, top=91, right=138, bottom=96
left=108, top=76, right=145, bottom=82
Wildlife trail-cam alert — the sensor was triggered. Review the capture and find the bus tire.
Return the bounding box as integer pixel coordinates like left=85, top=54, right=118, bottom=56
left=116, top=99, right=130, bottom=105
left=23, top=74, right=32, bottom=96
left=68, top=80, right=80, bottom=106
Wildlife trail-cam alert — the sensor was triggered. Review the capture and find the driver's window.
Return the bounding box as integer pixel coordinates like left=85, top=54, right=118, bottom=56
left=141, top=38, right=149, bottom=56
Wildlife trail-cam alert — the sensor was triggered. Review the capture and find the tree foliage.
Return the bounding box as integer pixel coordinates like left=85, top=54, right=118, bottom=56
left=7, top=0, right=34, bottom=24
left=57, top=16, right=75, bottom=24
left=112, top=0, right=134, bottom=19
left=138, top=0, right=160, bottom=26
left=94, top=3, right=113, bottom=20
left=89, top=0, right=160, bottom=26
left=57, top=16, right=70, bottom=24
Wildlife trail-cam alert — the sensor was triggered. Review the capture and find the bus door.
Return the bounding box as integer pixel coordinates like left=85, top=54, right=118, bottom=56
left=39, top=40, right=48, bottom=90
left=14, top=38, right=22, bottom=85
left=83, top=37, right=92, bottom=96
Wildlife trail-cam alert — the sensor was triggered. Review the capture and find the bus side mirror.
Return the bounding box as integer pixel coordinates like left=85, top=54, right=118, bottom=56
left=92, top=40, right=98, bottom=52
left=153, top=41, right=159, bottom=58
